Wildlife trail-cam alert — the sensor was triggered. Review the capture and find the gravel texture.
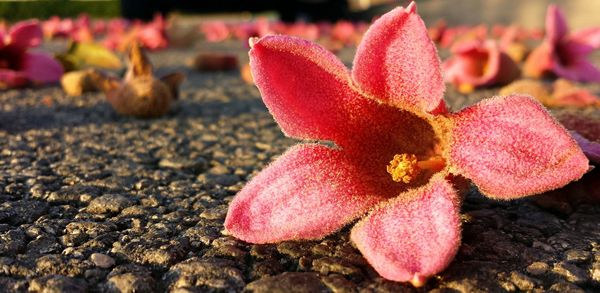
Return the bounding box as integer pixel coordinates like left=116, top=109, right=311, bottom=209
left=0, top=41, right=599, bottom=292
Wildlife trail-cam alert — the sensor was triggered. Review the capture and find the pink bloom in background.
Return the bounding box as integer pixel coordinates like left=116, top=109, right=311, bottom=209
left=136, top=14, right=168, bottom=50
left=103, top=14, right=168, bottom=51
left=330, top=20, right=357, bottom=45
left=42, top=16, right=74, bottom=39
left=443, top=39, right=520, bottom=93
left=103, top=18, right=130, bottom=50
left=493, top=24, right=541, bottom=42
left=225, top=2, right=588, bottom=286
left=232, top=18, right=273, bottom=42
left=524, top=4, right=600, bottom=82
left=42, top=14, right=99, bottom=42
left=200, top=20, right=231, bottom=42
left=106, top=18, right=130, bottom=35
left=0, top=20, right=63, bottom=89
left=70, top=14, right=94, bottom=43
left=276, top=21, right=320, bottom=42
left=438, top=24, right=487, bottom=48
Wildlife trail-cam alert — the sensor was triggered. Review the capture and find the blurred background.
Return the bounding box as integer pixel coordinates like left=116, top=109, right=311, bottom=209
left=0, top=0, right=599, bottom=29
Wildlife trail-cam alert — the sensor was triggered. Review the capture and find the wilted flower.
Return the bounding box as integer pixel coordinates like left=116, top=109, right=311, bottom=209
left=225, top=2, right=588, bottom=287
left=98, top=42, right=184, bottom=118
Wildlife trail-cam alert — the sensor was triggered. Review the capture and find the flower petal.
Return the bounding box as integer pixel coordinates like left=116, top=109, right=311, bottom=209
left=569, top=27, right=600, bottom=51
left=546, top=4, right=568, bottom=44
left=443, top=40, right=519, bottom=88
left=21, top=52, right=64, bottom=84
left=570, top=131, right=600, bottom=164
left=523, top=42, right=553, bottom=78
left=448, top=95, right=589, bottom=199
left=350, top=175, right=461, bottom=286
left=249, top=34, right=437, bottom=154
left=351, top=2, right=445, bottom=114
left=7, top=20, right=43, bottom=49
left=0, top=69, right=28, bottom=89
left=553, top=58, right=600, bottom=82
left=225, top=144, right=396, bottom=244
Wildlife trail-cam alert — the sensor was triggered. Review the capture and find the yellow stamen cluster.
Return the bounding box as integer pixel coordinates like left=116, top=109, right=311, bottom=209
left=387, top=153, right=446, bottom=184
left=387, top=154, right=420, bottom=184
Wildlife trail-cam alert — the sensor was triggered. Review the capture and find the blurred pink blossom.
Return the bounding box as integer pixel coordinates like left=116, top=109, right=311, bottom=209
left=524, top=4, right=600, bottom=82
left=0, top=20, right=63, bottom=89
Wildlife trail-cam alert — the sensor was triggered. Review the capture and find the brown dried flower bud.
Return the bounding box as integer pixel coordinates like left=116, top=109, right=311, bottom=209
left=100, top=42, right=185, bottom=118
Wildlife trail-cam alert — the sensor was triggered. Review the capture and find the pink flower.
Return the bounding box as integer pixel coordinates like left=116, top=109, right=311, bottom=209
left=224, top=2, right=588, bottom=286
left=42, top=16, right=73, bottom=39
left=443, top=39, right=520, bottom=93
left=330, top=21, right=357, bottom=45
left=71, top=14, right=94, bottom=43
left=42, top=14, right=96, bottom=42
left=200, top=20, right=230, bottom=42
left=438, top=24, right=487, bottom=48
left=103, top=15, right=167, bottom=51
left=136, top=14, right=168, bottom=50
left=524, top=4, right=600, bottom=82
left=276, top=22, right=320, bottom=42
left=0, top=20, right=63, bottom=89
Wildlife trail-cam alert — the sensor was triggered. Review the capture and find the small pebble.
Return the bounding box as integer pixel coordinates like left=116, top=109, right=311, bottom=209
left=565, top=249, right=591, bottom=263
left=90, top=253, right=115, bottom=269
left=553, top=262, right=589, bottom=284
left=526, top=262, right=550, bottom=276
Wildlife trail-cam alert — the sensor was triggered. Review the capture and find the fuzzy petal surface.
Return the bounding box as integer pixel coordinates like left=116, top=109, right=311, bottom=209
left=352, top=2, right=445, bottom=113
left=225, top=144, right=397, bottom=244
left=448, top=95, right=589, bottom=199
left=21, top=52, right=64, bottom=84
left=350, top=175, right=461, bottom=286
left=7, top=20, right=43, bottom=49
left=249, top=35, right=438, bottom=157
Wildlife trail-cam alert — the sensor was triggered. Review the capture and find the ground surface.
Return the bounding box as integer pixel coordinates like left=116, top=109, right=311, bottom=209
left=0, top=41, right=599, bottom=293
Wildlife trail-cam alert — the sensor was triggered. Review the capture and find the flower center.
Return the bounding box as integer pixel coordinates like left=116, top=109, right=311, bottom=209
left=387, top=153, right=445, bottom=184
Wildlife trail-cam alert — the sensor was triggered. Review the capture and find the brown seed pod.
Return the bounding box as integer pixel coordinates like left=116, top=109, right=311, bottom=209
left=100, top=42, right=185, bottom=118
